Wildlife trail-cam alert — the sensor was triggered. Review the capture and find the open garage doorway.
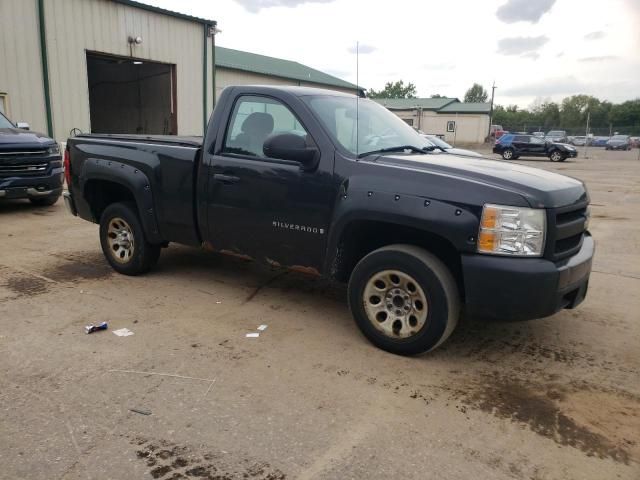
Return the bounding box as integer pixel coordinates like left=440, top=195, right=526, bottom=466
left=86, top=52, right=177, bottom=135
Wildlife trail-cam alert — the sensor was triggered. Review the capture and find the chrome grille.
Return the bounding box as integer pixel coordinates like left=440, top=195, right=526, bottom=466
left=0, top=148, right=48, bottom=157
left=0, top=162, right=49, bottom=177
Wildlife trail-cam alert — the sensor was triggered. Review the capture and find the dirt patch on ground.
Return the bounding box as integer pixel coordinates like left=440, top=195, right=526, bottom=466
left=5, top=276, right=49, bottom=297
left=460, top=376, right=637, bottom=464
left=133, top=437, right=286, bottom=479
left=43, top=252, right=112, bottom=282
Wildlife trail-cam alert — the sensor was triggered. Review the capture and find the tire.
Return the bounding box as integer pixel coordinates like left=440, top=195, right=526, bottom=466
left=99, top=202, right=161, bottom=276
left=549, top=150, right=564, bottom=162
left=29, top=194, right=60, bottom=206
left=348, top=244, right=460, bottom=356
left=502, top=148, right=514, bottom=160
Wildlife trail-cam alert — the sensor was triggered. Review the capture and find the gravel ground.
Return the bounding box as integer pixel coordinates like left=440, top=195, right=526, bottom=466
left=0, top=146, right=638, bottom=480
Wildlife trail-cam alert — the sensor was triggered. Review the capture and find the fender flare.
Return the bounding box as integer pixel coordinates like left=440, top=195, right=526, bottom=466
left=323, top=191, right=479, bottom=276
left=80, top=158, right=163, bottom=244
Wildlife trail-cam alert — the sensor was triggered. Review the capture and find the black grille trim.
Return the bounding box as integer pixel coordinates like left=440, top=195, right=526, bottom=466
left=546, top=202, right=589, bottom=261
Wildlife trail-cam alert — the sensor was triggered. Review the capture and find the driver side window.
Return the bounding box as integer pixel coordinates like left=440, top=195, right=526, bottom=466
left=223, top=96, right=310, bottom=159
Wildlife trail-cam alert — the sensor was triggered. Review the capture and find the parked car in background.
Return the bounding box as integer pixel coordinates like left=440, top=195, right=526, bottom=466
left=545, top=130, right=569, bottom=143
left=493, top=133, right=577, bottom=162
left=592, top=136, right=609, bottom=147
left=421, top=134, right=483, bottom=157
left=0, top=111, right=63, bottom=206
left=532, top=131, right=545, bottom=137
left=605, top=135, right=631, bottom=150
left=630, top=137, right=640, bottom=148
left=491, top=124, right=506, bottom=139
left=571, top=136, right=591, bottom=146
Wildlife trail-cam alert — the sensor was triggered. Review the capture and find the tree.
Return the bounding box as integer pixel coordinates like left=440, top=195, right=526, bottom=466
left=609, top=99, right=640, bottom=128
left=430, top=94, right=445, bottom=98
left=464, top=83, right=488, bottom=103
left=367, top=80, right=417, bottom=99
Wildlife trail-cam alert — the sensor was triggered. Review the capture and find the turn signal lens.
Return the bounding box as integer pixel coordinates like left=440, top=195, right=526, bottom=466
left=478, top=231, right=496, bottom=251
left=480, top=206, right=499, bottom=229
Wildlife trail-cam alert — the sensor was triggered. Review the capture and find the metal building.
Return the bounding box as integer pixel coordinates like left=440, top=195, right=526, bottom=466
left=0, top=0, right=361, bottom=142
left=374, top=98, right=491, bottom=144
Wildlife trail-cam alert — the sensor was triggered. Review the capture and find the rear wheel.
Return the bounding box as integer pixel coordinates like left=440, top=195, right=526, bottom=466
left=502, top=148, right=514, bottom=160
left=99, top=202, right=160, bottom=275
left=348, top=244, right=460, bottom=355
left=29, top=194, right=60, bottom=206
left=549, top=150, right=565, bottom=162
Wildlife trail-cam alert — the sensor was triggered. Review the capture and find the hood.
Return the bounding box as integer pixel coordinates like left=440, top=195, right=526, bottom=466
left=372, top=152, right=588, bottom=208
left=0, top=128, right=56, bottom=149
left=444, top=147, right=484, bottom=158
left=553, top=142, right=575, bottom=148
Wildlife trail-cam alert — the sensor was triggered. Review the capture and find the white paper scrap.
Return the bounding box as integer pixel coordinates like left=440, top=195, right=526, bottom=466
left=113, top=328, right=135, bottom=337
left=257, top=325, right=268, bottom=331
left=246, top=333, right=260, bottom=338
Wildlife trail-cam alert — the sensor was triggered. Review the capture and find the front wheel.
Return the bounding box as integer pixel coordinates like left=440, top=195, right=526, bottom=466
left=99, top=202, right=161, bottom=275
left=549, top=150, right=565, bottom=162
left=348, top=245, right=460, bottom=355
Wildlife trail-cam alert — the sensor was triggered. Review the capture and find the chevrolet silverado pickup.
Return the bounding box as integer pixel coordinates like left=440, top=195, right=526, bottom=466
left=64, top=86, right=594, bottom=355
left=0, top=111, right=63, bottom=205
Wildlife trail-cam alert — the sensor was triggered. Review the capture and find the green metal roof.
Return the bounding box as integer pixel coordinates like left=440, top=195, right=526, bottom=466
left=111, top=0, right=216, bottom=25
left=373, top=97, right=490, bottom=114
left=215, top=46, right=362, bottom=92
left=373, top=97, right=458, bottom=110
left=438, top=102, right=491, bottom=114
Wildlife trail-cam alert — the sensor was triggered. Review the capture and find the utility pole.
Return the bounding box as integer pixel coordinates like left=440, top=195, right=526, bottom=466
left=487, top=81, right=497, bottom=142
left=583, top=109, right=590, bottom=159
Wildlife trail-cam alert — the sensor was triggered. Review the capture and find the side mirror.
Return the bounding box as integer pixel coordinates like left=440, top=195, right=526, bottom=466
left=263, top=133, right=319, bottom=170
left=16, top=122, right=30, bottom=130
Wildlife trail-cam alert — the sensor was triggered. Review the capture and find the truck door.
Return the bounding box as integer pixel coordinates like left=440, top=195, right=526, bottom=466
left=204, top=94, right=336, bottom=272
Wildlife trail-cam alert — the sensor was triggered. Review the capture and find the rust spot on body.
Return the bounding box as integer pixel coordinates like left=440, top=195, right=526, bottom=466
left=219, top=249, right=253, bottom=261
left=288, top=265, right=321, bottom=276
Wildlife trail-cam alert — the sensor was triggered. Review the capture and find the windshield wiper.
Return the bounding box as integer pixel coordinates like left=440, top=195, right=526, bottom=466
left=358, top=145, right=432, bottom=158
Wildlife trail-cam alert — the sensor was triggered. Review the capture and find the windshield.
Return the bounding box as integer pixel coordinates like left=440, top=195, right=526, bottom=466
left=547, top=131, right=564, bottom=136
left=425, top=135, right=452, bottom=149
left=0, top=112, right=14, bottom=129
left=611, top=135, right=628, bottom=140
left=304, top=95, right=432, bottom=156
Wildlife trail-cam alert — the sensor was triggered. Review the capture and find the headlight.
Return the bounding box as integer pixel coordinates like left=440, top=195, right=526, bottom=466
left=478, top=204, right=546, bottom=256
left=47, top=144, right=60, bottom=156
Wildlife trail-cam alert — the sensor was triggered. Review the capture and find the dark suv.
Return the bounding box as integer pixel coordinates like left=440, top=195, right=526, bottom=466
left=0, top=112, right=63, bottom=206
left=493, top=134, right=577, bottom=162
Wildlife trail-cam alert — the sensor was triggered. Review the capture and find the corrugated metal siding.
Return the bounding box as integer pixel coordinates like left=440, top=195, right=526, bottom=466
left=43, top=0, right=207, bottom=140
left=0, top=0, right=48, bottom=132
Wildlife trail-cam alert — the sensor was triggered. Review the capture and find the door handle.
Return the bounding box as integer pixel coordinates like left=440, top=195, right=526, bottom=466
left=213, top=174, right=240, bottom=185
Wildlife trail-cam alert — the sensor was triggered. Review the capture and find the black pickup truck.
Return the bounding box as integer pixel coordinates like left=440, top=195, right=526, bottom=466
left=0, top=111, right=63, bottom=206
left=64, top=86, right=594, bottom=355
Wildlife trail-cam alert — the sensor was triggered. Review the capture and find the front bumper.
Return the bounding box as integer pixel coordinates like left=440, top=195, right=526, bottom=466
left=461, top=233, right=594, bottom=320
left=0, top=166, right=64, bottom=200
left=565, top=150, right=578, bottom=158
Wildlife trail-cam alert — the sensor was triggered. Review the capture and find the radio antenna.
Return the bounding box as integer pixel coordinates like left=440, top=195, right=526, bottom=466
left=356, top=41, right=359, bottom=157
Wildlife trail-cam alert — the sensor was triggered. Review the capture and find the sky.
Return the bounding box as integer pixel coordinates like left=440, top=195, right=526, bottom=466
left=147, top=0, right=639, bottom=108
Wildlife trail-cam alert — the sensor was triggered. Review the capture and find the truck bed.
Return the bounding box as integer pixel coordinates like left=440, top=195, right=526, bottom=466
left=68, top=134, right=203, bottom=246
left=76, top=133, right=203, bottom=147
